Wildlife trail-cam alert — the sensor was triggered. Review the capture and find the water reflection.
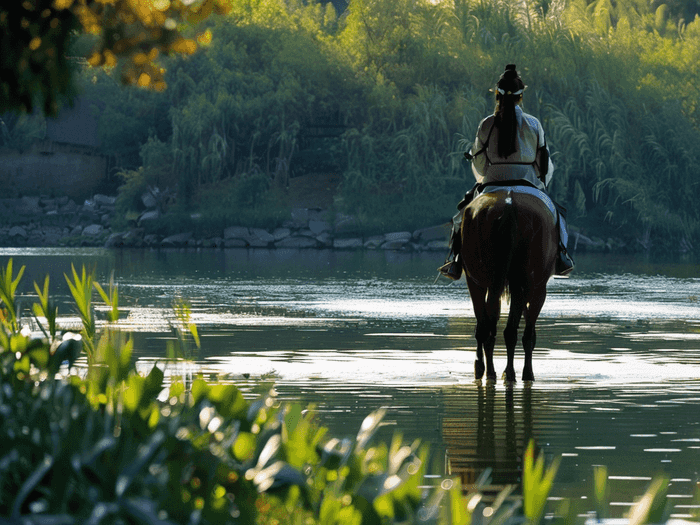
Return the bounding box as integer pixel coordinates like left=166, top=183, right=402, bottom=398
left=442, top=386, right=530, bottom=489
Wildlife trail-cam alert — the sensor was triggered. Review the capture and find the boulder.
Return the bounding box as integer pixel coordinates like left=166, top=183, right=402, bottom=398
left=83, top=224, right=103, bottom=236
left=249, top=228, right=275, bottom=244
left=309, top=220, right=331, bottom=235
left=413, top=224, right=449, bottom=242
left=272, top=227, right=291, bottom=241
left=9, top=226, right=27, bottom=239
left=144, top=234, right=159, bottom=246
left=224, top=239, right=248, bottom=248
left=316, top=232, right=333, bottom=247
left=161, top=232, right=193, bottom=247
left=104, top=232, right=126, bottom=248
left=93, top=194, right=116, bottom=206
left=224, top=226, right=250, bottom=240
left=381, top=239, right=409, bottom=250
left=70, top=225, right=83, bottom=236
left=364, top=235, right=385, bottom=249
left=141, top=191, right=158, bottom=209
left=384, top=231, right=412, bottom=242
left=18, top=197, right=42, bottom=215
left=333, top=238, right=363, bottom=249
left=426, top=239, right=449, bottom=251
left=139, top=210, right=160, bottom=224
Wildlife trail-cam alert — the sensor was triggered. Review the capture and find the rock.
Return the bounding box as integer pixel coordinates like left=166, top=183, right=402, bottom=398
left=9, top=226, right=27, bottom=238
left=141, top=191, right=158, bottom=209
left=364, top=235, right=385, bottom=249
left=380, top=239, right=409, bottom=250
left=309, top=220, right=331, bottom=235
left=426, top=239, right=449, bottom=251
left=60, top=200, right=77, bottom=213
left=144, top=234, right=159, bottom=246
left=70, top=225, right=83, bottom=236
left=224, top=239, right=248, bottom=248
left=272, top=228, right=291, bottom=241
left=18, top=196, right=41, bottom=214
left=104, top=232, right=125, bottom=247
left=275, top=236, right=318, bottom=248
left=139, top=210, right=160, bottom=224
left=82, top=224, right=103, bottom=236
left=249, top=228, right=275, bottom=244
left=333, top=238, right=363, bottom=249
left=316, top=232, right=333, bottom=247
left=93, top=194, right=116, bottom=206
left=161, top=232, right=193, bottom=247
left=384, top=231, right=412, bottom=242
left=83, top=200, right=98, bottom=212
left=224, top=226, right=250, bottom=240
left=413, top=224, right=449, bottom=242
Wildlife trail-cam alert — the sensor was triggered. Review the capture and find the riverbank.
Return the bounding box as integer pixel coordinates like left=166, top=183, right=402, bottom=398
left=0, top=192, right=676, bottom=256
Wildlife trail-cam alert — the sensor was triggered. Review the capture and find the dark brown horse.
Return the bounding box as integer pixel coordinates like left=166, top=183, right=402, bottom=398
left=460, top=189, right=557, bottom=382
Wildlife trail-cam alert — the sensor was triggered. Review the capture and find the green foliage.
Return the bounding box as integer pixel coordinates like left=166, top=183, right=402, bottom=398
left=64, top=263, right=96, bottom=359
left=522, top=440, right=560, bottom=525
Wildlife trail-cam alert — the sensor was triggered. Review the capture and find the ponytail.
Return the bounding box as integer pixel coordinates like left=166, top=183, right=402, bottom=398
left=493, top=64, right=525, bottom=159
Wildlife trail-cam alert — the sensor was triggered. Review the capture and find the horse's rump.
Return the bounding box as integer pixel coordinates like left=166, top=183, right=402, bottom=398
left=461, top=190, right=557, bottom=294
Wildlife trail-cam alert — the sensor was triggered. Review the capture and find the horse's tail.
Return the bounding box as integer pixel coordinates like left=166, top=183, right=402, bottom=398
left=492, top=191, right=518, bottom=299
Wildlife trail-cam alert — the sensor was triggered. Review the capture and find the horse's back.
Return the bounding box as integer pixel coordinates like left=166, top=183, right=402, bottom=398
left=461, top=190, right=557, bottom=288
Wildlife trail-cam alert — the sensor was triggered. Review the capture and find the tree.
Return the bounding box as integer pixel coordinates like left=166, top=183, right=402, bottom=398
left=0, top=0, right=231, bottom=117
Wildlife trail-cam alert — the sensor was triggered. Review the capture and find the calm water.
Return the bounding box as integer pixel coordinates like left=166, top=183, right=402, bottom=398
left=2, top=247, right=700, bottom=519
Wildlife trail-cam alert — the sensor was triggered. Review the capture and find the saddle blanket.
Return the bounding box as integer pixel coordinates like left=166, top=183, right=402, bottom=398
left=478, top=185, right=557, bottom=219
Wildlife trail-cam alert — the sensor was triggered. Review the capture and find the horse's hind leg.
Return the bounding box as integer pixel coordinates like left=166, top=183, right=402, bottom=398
left=479, top=289, right=500, bottom=382
left=467, top=278, right=491, bottom=380
left=522, top=289, right=547, bottom=382
left=503, top=289, right=525, bottom=383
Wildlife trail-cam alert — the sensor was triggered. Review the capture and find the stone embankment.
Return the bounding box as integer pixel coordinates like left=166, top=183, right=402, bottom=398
left=0, top=194, right=619, bottom=253
left=0, top=194, right=454, bottom=252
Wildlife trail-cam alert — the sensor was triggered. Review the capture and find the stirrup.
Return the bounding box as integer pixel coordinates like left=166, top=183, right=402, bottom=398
left=555, top=248, right=575, bottom=276
left=438, top=260, right=462, bottom=281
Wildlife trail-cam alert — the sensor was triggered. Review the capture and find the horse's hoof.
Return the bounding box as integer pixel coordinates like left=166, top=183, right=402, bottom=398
left=502, top=370, right=516, bottom=383
left=475, top=360, right=485, bottom=380
left=486, top=372, right=497, bottom=383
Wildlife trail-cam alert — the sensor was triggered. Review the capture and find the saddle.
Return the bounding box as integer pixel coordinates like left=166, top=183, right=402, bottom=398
left=459, top=180, right=557, bottom=221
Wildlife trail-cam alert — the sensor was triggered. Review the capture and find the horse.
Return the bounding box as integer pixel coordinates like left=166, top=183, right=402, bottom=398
left=460, top=189, right=558, bottom=383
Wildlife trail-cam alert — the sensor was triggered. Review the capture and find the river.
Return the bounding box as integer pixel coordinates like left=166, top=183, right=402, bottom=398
left=2, top=247, right=700, bottom=519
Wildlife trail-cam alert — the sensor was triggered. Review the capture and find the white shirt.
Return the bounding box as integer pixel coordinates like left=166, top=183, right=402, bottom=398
left=470, top=105, right=553, bottom=191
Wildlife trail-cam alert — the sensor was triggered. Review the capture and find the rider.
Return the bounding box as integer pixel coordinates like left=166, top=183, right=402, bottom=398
left=438, top=64, right=575, bottom=280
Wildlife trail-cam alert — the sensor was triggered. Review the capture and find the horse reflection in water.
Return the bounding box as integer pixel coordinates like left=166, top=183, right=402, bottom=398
left=442, top=386, right=533, bottom=490
left=461, top=190, right=557, bottom=382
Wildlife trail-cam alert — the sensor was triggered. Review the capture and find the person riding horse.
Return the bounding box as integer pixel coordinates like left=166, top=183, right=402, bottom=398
left=439, top=64, right=575, bottom=280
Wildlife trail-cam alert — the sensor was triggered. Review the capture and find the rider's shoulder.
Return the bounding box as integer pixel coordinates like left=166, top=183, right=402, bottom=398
left=520, top=110, right=543, bottom=129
